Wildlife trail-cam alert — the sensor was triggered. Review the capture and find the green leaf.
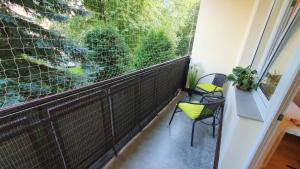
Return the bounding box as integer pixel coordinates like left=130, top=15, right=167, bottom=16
left=226, top=74, right=237, bottom=81
left=229, top=66, right=258, bottom=90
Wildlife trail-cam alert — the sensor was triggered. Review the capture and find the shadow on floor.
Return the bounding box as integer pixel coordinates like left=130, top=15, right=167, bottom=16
left=104, top=93, right=218, bottom=169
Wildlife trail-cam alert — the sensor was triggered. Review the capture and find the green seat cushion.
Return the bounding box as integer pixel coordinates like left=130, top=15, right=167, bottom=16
left=178, top=103, right=204, bottom=120
left=196, top=83, right=223, bottom=92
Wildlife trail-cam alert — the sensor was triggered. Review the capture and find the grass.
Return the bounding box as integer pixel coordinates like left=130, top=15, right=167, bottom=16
left=68, top=66, right=85, bottom=76
left=187, top=65, right=198, bottom=90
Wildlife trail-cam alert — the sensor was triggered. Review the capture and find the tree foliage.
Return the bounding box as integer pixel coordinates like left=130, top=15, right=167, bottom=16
left=0, top=0, right=88, bottom=107
left=176, top=37, right=190, bottom=56
left=85, top=26, right=131, bottom=79
left=134, top=30, right=174, bottom=69
left=0, top=0, right=200, bottom=108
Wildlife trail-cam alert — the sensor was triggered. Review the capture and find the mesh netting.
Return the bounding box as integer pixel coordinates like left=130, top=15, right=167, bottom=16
left=0, top=58, right=189, bottom=169
left=0, top=0, right=200, bottom=109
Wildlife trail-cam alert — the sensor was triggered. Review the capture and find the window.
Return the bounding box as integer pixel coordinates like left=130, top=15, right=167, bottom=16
left=251, top=0, right=286, bottom=71
left=251, top=0, right=299, bottom=100
left=259, top=37, right=296, bottom=99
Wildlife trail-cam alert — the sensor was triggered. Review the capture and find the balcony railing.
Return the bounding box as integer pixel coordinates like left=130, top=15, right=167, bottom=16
left=0, top=56, right=189, bottom=169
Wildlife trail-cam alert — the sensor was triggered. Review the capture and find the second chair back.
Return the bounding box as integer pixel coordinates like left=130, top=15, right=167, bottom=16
left=212, top=74, right=226, bottom=88
left=198, top=96, right=224, bottom=119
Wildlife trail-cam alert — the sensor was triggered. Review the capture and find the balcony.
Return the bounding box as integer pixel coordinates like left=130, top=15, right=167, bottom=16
left=0, top=0, right=225, bottom=168
left=0, top=57, right=223, bottom=169
left=2, top=0, right=279, bottom=168
left=104, top=93, right=218, bottom=169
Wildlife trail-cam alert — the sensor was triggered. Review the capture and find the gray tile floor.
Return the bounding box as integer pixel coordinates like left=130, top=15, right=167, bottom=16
left=104, top=93, right=218, bottom=169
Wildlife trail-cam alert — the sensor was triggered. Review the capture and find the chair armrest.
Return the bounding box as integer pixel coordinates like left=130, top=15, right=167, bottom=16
left=201, top=94, right=225, bottom=104
left=196, top=73, right=216, bottom=84
left=202, top=93, right=224, bottom=99
left=196, top=73, right=227, bottom=84
left=177, top=95, right=224, bottom=106
left=203, top=90, right=223, bottom=95
left=177, top=100, right=204, bottom=105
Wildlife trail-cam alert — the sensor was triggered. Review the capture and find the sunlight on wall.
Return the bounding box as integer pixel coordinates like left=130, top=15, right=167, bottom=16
left=191, top=0, right=256, bottom=76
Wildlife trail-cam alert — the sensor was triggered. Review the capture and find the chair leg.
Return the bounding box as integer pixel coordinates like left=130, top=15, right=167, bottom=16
left=191, top=121, right=196, bottom=146
left=213, top=116, right=216, bottom=138
left=189, top=94, right=192, bottom=102
left=169, top=106, right=178, bottom=125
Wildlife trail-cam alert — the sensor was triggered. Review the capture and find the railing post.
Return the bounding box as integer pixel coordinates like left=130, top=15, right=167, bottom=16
left=182, top=56, right=191, bottom=90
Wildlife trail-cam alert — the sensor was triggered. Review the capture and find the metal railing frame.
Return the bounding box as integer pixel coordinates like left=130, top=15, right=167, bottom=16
left=0, top=56, right=190, bottom=169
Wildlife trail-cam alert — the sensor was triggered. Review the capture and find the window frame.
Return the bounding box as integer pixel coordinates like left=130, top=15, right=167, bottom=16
left=251, top=0, right=299, bottom=113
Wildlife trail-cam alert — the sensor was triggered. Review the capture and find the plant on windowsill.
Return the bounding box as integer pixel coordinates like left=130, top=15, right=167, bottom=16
left=227, top=66, right=259, bottom=91
left=186, top=65, right=199, bottom=97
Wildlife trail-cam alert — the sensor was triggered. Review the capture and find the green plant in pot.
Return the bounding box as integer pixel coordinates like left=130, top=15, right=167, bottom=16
left=227, top=66, right=259, bottom=91
left=187, top=65, right=199, bottom=97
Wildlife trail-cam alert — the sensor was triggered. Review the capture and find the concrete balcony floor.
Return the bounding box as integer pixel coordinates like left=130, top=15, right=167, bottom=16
left=104, top=93, right=218, bottom=169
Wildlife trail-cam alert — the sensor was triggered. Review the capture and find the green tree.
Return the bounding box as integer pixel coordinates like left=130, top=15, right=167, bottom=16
left=84, top=0, right=146, bottom=49
left=134, top=30, right=174, bottom=69
left=0, top=1, right=88, bottom=107
left=175, top=1, right=200, bottom=56
left=0, top=0, right=201, bottom=108
left=85, top=26, right=131, bottom=79
left=176, top=36, right=190, bottom=56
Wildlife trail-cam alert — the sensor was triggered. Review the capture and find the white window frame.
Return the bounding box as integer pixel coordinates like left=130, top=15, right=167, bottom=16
left=252, top=0, right=298, bottom=116
left=255, top=0, right=294, bottom=78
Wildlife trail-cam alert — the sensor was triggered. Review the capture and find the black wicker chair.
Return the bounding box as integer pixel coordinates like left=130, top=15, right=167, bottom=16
left=193, top=73, right=227, bottom=97
left=169, top=95, right=225, bottom=146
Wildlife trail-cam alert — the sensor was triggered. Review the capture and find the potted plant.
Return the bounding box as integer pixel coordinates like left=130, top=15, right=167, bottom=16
left=187, top=65, right=199, bottom=97
left=227, top=66, right=259, bottom=91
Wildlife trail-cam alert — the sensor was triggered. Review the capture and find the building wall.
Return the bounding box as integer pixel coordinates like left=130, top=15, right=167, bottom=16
left=190, top=0, right=256, bottom=76
left=191, top=0, right=300, bottom=169
left=219, top=87, right=264, bottom=169
left=220, top=1, right=300, bottom=168
left=286, top=86, right=300, bottom=119
left=286, top=101, right=300, bottom=120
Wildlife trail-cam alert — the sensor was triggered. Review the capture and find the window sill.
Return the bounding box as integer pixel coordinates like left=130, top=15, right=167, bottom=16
left=234, top=88, right=264, bottom=122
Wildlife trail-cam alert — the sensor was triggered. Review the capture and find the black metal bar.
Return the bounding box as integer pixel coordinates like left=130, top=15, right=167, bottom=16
left=213, top=116, right=216, bottom=138
left=213, top=102, right=225, bottom=169
left=169, top=105, right=178, bottom=125
left=191, top=121, right=196, bottom=146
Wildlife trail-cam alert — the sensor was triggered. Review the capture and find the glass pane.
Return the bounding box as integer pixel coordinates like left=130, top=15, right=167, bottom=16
left=252, top=0, right=284, bottom=70
left=259, top=12, right=300, bottom=99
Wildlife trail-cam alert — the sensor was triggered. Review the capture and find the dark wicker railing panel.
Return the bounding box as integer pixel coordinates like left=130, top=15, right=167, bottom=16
left=0, top=57, right=190, bottom=169
left=171, top=60, right=188, bottom=93
left=139, top=71, right=157, bottom=127
left=0, top=114, right=65, bottom=169
left=110, top=78, right=140, bottom=143
left=156, top=65, right=173, bottom=110
left=0, top=117, right=42, bottom=169
left=47, top=91, right=112, bottom=169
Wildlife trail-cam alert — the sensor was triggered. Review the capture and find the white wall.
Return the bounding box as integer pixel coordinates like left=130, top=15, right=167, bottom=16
left=286, top=86, right=300, bottom=119
left=285, top=96, right=300, bottom=119
left=219, top=87, right=264, bottom=169
left=191, top=0, right=256, bottom=76
left=220, top=3, right=300, bottom=168
left=190, top=1, right=300, bottom=168
left=220, top=117, right=263, bottom=169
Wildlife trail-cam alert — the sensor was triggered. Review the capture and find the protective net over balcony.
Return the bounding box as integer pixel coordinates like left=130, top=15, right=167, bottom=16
left=0, top=0, right=200, bottom=109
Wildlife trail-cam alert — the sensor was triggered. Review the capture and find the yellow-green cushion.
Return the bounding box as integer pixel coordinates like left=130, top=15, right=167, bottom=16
left=196, top=83, right=223, bottom=92
left=178, top=103, right=204, bottom=120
